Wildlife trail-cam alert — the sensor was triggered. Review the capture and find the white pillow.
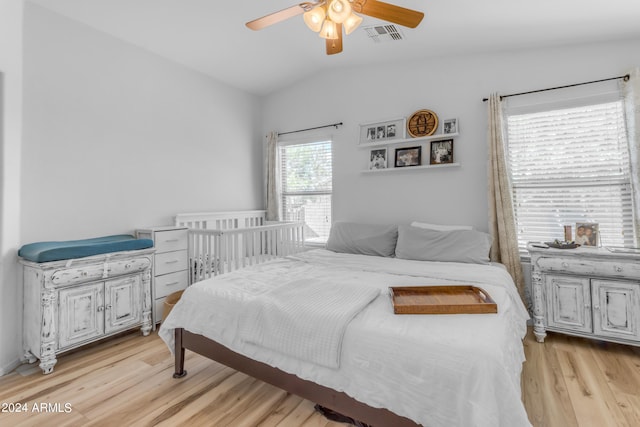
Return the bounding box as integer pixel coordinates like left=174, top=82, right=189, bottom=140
left=410, top=221, right=473, bottom=231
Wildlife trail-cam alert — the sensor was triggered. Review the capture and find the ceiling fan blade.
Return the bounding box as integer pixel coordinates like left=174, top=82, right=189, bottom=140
left=246, top=2, right=317, bottom=31
left=355, top=0, right=424, bottom=28
left=326, top=24, right=343, bottom=55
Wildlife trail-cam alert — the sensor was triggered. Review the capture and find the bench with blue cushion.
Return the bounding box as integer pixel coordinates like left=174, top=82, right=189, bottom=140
left=18, top=234, right=155, bottom=263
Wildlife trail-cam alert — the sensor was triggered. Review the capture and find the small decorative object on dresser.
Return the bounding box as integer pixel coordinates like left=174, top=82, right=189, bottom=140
left=395, top=146, right=421, bottom=167
left=136, top=226, right=189, bottom=324
left=430, top=139, right=454, bottom=164
left=528, top=243, right=640, bottom=347
left=359, top=118, right=405, bottom=144
left=19, top=235, right=155, bottom=374
left=443, top=118, right=458, bottom=134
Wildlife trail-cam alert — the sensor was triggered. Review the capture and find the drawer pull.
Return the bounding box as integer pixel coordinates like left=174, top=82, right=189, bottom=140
left=165, top=281, right=180, bottom=286
left=562, top=262, right=569, bottom=268
left=165, top=239, right=180, bottom=243
left=165, top=260, right=179, bottom=264
left=614, top=266, right=623, bottom=272
left=125, top=263, right=131, bottom=269
left=97, top=306, right=104, bottom=312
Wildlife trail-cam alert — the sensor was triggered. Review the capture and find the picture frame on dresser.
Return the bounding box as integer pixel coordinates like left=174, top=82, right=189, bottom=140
left=575, top=222, right=599, bottom=247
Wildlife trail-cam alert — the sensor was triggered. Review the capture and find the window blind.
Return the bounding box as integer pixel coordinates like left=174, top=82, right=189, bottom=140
left=280, top=140, right=332, bottom=243
left=506, top=99, right=635, bottom=252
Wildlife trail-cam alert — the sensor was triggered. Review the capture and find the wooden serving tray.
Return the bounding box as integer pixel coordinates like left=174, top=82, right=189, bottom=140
left=389, top=285, right=497, bottom=314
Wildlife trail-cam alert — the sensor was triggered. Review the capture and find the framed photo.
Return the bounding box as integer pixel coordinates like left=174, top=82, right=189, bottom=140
left=369, top=148, right=388, bottom=170
left=360, top=118, right=406, bottom=144
left=443, top=118, right=458, bottom=134
left=430, top=139, right=454, bottom=164
left=395, top=146, right=421, bottom=167
left=575, top=222, right=599, bottom=247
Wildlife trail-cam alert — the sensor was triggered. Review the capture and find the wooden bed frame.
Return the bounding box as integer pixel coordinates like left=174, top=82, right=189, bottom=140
left=173, top=328, right=421, bottom=427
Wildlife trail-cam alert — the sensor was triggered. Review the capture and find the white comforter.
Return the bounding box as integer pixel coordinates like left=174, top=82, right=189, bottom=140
left=159, top=249, right=532, bottom=427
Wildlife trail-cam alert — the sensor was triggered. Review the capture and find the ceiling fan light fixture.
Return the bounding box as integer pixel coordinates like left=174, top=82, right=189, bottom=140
left=319, top=19, right=339, bottom=40
left=327, top=0, right=352, bottom=24
left=303, top=6, right=326, bottom=32
left=343, top=12, right=363, bottom=35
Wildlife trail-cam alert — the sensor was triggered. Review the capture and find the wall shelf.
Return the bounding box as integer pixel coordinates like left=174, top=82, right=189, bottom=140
left=359, top=132, right=459, bottom=149
left=363, top=162, right=460, bottom=174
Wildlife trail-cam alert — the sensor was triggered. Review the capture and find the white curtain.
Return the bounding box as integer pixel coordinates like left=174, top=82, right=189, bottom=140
left=623, top=68, right=640, bottom=246
left=487, top=93, right=526, bottom=302
left=265, top=131, right=281, bottom=221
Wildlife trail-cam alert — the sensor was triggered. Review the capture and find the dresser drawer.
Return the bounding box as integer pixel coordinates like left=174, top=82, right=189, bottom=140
left=155, top=250, right=188, bottom=276
left=155, top=229, right=188, bottom=253
left=155, top=270, right=189, bottom=299
left=50, top=256, right=152, bottom=287
left=535, top=256, right=640, bottom=279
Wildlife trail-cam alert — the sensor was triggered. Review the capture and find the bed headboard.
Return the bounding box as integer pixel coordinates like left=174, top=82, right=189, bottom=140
left=174, top=210, right=267, bottom=230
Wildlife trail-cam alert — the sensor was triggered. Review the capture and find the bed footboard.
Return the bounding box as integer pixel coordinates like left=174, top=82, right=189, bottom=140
left=173, top=328, right=420, bottom=427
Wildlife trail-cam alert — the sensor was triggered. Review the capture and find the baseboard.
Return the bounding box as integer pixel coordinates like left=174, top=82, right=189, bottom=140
left=0, top=358, right=21, bottom=376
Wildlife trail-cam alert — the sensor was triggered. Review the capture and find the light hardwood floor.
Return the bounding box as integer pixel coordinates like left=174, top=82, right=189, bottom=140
left=1, top=328, right=638, bottom=427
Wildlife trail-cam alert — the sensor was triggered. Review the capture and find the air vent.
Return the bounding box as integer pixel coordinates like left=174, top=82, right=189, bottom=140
left=363, top=24, right=404, bottom=43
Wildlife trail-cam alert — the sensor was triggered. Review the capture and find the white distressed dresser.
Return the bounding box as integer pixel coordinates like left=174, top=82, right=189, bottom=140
left=20, top=248, right=155, bottom=374
left=136, top=226, right=189, bottom=324
left=528, top=243, right=640, bottom=346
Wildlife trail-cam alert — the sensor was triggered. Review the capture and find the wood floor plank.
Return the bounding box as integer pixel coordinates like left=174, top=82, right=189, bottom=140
left=554, top=339, right=629, bottom=427
left=521, top=333, right=578, bottom=427
left=1, top=328, right=639, bottom=426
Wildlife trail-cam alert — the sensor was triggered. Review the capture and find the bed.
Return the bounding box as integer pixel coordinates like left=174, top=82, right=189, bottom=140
left=159, top=222, right=531, bottom=426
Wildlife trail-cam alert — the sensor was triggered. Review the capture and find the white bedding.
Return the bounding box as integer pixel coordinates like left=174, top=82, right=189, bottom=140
left=159, top=249, right=532, bottom=427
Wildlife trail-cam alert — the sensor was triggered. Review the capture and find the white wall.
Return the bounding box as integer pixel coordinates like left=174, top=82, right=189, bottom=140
left=0, top=0, right=24, bottom=375
left=21, top=3, right=264, bottom=243
left=0, top=3, right=264, bottom=374
left=263, top=38, right=640, bottom=231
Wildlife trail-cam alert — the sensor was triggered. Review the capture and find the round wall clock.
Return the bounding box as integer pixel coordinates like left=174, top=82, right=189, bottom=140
left=407, top=109, right=438, bottom=137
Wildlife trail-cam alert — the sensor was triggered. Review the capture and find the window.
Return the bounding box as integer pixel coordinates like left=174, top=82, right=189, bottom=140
left=505, top=96, right=635, bottom=253
left=279, top=139, right=332, bottom=243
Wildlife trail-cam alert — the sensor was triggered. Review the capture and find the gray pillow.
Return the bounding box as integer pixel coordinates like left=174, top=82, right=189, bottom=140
left=326, top=221, right=398, bottom=257
left=395, top=225, right=492, bottom=264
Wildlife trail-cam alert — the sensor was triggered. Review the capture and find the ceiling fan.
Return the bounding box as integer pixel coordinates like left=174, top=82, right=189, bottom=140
left=246, top=0, right=424, bottom=55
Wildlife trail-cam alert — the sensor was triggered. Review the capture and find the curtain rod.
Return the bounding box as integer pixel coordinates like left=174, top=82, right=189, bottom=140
left=482, top=74, right=630, bottom=102
left=277, top=122, right=343, bottom=137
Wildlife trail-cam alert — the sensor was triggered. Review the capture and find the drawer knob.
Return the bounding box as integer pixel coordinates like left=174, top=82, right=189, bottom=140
left=81, top=271, right=88, bottom=276
left=614, top=265, right=623, bottom=272
left=125, top=263, right=131, bottom=269
left=562, top=262, right=569, bottom=268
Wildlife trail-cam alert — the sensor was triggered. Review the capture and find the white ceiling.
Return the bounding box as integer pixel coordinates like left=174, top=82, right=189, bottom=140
left=28, top=0, right=640, bottom=96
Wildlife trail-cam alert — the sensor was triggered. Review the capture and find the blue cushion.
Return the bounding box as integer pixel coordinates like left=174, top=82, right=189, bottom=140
left=18, top=235, right=154, bottom=263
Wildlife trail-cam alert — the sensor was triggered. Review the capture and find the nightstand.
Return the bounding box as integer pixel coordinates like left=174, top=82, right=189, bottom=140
left=528, top=243, right=640, bottom=347
left=137, top=226, right=189, bottom=324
